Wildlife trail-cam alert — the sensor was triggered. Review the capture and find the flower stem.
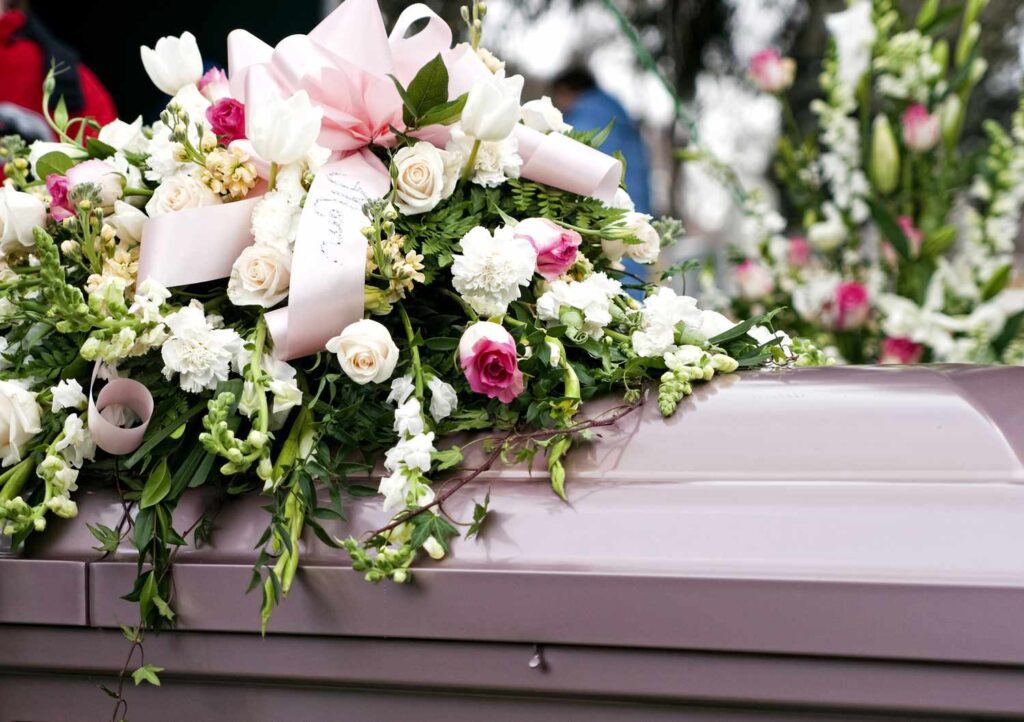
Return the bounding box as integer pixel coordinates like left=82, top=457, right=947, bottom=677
left=0, top=459, right=32, bottom=503
left=459, top=139, right=481, bottom=184
left=122, top=187, right=154, bottom=198
left=249, top=315, right=271, bottom=436
left=267, top=162, right=279, bottom=192
left=397, top=302, right=424, bottom=400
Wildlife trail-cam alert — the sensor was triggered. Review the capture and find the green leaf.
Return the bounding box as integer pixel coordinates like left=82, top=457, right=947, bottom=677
left=139, top=459, right=172, bottom=509
left=346, top=484, right=379, bottom=497
left=87, top=523, right=121, bottom=554
left=138, top=571, right=157, bottom=621
left=432, top=446, right=463, bottom=472
left=85, top=137, right=116, bottom=159
left=35, top=150, right=75, bottom=179
left=404, top=54, right=450, bottom=126
left=424, top=337, right=459, bottom=351
left=152, top=594, right=175, bottom=621
left=417, top=94, right=468, bottom=127
left=132, top=664, right=164, bottom=687
left=867, top=198, right=910, bottom=260
left=981, top=263, right=1012, bottom=301
left=124, top=398, right=207, bottom=468
left=466, top=491, right=490, bottom=540
left=920, top=225, right=957, bottom=258
left=709, top=308, right=784, bottom=346
left=993, top=309, right=1024, bottom=357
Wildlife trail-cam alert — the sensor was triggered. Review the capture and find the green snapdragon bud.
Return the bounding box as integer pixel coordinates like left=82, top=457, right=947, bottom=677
left=870, top=115, right=900, bottom=196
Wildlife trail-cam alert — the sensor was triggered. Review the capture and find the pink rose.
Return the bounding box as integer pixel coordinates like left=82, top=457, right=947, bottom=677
left=458, top=321, right=524, bottom=404
left=198, top=67, right=231, bottom=102
left=834, top=281, right=870, bottom=330
left=748, top=49, right=795, bottom=94
left=65, top=159, right=123, bottom=209
left=901, top=104, right=940, bottom=153
left=514, top=218, right=580, bottom=280
left=879, top=337, right=924, bottom=364
left=207, top=98, right=247, bottom=144
left=734, top=259, right=775, bottom=300
left=788, top=236, right=811, bottom=267
left=45, top=174, right=74, bottom=221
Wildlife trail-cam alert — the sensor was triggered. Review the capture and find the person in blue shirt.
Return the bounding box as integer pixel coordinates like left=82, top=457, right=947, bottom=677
left=553, top=66, right=653, bottom=288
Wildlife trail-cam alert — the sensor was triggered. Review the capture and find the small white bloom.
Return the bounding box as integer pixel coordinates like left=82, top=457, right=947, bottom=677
left=521, top=96, right=571, bottom=134
left=808, top=204, right=848, bottom=253
left=51, top=379, right=87, bottom=413
left=250, top=189, right=303, bottom=250
left=461, top=70, right=524, bottom=142
left=664, top=345, right=706, bottom=370
left=98, top=117, right=148, bottom=154
left=426, top=376, right=458, bottom=422
left=268, top=377, right=302, bottom=417
left=0, top=186, right=47, bottom=255
left=247, top=89, right=323, bottom=166
left=378, top=469, right=413, bottom=513
left=140, top=31, right=203, bottom=96
left=161, top=302, right=243, bottom=393
left=384, top=432, right=435, bottom=475
left=392, top=142, right=458, bottom=215
left=146, top=171, right=221, bottom=216
left=228, top=244, right=291, bottom=308
left=326, top=319, right=400, bottom=385
left=130, top=279, right=171, bottom=324
left=602, top=213, right=661, bottom=265
left=446, top=131, right=522, bottom=187
left=451, top=225, right=537, bottom=316
left=394, top=398, right=425, bottom=437
left=54, top=413, right=96, bottom=468
left=826, top=1, right=877, bottom=88
left=108, top=201, right=147, bottom=244
left=537, top=273, right=623, bottom=339
left=0, top=380, right=42, bottom=467
left=388, top=375, right=416, bottom=406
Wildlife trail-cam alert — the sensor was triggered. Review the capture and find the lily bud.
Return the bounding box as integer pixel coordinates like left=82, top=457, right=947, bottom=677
left=869, top=115, right=900, bottom=196
left=939, top=95, right=963, bottom=147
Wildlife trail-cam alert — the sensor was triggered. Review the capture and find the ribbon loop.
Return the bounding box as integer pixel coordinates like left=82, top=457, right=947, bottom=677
left=87, top=364, right=155, bottom=456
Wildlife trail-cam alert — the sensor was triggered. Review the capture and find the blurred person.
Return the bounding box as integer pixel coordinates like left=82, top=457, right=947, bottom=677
left=0, top=0, right=116, bottom=142
left=553, top=66, right=652, bottom=215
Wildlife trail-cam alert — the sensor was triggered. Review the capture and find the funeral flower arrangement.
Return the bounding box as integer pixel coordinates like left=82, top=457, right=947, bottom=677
left=0, top=0, right=797, bottom=636
left=704, top=0, right=1024, bottom=364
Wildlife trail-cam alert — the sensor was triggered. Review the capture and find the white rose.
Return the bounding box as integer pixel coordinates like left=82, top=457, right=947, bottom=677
left=393, top=142, right=456, bottom=215
left=0, top=186, right=47, bottom=254
left=140, top=31, right=203, bottom=96
left=227, top=244, right=292, bottom=308
left=0, top=380, right=42, bottom=467
left=426, top=376, right=458, bottom=422
left=461, top=70, right=524, bottom=142
left=326, top=319, right=400, bottom=385
left=247, top=87, right=323, bottom=166
left=98, top=117, right=148, bottom=154
left=521, top=96, right=571, bottom=134
left=146, top=172, right=221, bottom=216
left=109, top=201, right=148, bottom=244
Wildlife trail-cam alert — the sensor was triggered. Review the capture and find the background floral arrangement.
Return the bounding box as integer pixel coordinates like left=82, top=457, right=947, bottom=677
left=703, top=0, right=1024, bottom=365
left=0, top=0, right=820, bottom=653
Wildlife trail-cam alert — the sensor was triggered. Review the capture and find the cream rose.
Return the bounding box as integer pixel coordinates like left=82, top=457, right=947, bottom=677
left=393, top=142, right=456, bottom=215
left=0, top=380, right=42, bottom=467
left=0, top=186, right=47, bottom=255
left=146, top=172, right=221, bottom=216
left=326, top=319, right=399, bottom=385
left=227, top=244, right=292, bottom=308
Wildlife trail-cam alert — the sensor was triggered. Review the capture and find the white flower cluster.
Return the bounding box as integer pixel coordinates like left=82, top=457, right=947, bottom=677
left=451, top=225, right=537, bottom=317
left=874, top=31, right=945, bottom=104
left=379, top=377, right=437, bottom=514
left=631, top=287, right=703, bottom=358
left=536, top=272, right=622, bottom=340
left=812, top=91, right=870, bottom=228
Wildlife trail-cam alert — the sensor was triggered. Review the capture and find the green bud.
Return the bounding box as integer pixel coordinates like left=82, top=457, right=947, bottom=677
left=711, top=354, right=739, bottom=373
left=869, top=115, right=900, bottom=196
left=393, top=569, right=408, bottom=584
left=931, top=39, right=949, bottom=72
left=939, top=95, right=963, bottom=148
left=915, top=0, right=939, bottom=29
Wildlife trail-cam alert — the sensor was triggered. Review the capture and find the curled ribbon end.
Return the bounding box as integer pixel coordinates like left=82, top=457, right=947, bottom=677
left=87, top=364, right=155, bottom=457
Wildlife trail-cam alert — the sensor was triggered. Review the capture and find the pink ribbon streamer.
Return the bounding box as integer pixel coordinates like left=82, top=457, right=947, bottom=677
left=87, top=364, right=155, bottom=456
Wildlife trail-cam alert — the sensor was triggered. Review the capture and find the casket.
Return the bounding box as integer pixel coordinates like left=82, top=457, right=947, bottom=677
left=3, top=365, right=1024, bottom=720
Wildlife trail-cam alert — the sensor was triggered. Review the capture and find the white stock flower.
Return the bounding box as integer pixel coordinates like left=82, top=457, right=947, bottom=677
left=50, top=379, right=87, bottom=413
left=451, top=225, right=537, bottom=316
left=0, top=380, right=42, bottom=467
left=807, top=204, right=847, bottom=252
left=108, top=201, right=148, bottom=245
left=392, top=142, right=457, bottom=215
left=98, top=117, right=148, bottom=154
left=130, top=279, right=172, bottom=324
left=247, top=89, right=323, bottom=166
left=521, top=96, right=571, bottom=134
left=387, top=375, right=416, bottom=406
left=0, top=186, right=46, bottom=254
left=446, top=131, right=521, bottom=187
left=146, top=171, right=221, bottom=216
left=426, top=376, right=458, bottom=422
left=826, top=1, right=877, bottom=88
left=161, top=303, right=243, bottom=393
left=537, top=272, right=623, bottom=339
left=394, top=398, right=425, bottom=437
left=228, top=244, right=292, bottom=308
left=326, top=319, right=400, bottom=385
left=54, top=413, right=96, bottom=468
left=140, top=31, right=203, bottom=96
left=461, top=70, right=524, bottom=142
left=602, top=213, right=661, bottom=265
left=144, top=123, right=186, bottom=183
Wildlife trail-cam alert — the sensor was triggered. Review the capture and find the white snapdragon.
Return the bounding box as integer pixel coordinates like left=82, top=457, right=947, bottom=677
left=384, top=432, right=435, bottom=475
left=426, top=376, right=458, bottom=422
left=451, top=225, right=536, bottom=316
left=130, top=279, right=172, bottom=325
left=161, top=302, right=243, bottom=393
left=53, top=413, right=96, bottom=468
left=140, top=31, right=203, bottom=96
left=387, top=375, right=416, bottom=407
left=536, top=272, right=623, bottom=340
left=50, top=380, right=87, bottom=413
left=394, top=398, right=426, bottom=437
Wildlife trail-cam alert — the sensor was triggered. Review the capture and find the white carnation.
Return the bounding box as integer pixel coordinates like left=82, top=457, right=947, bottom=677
left=536, top=272, right=623, bottom=339
left=451, top=225, right=537, bottom=316
left=250, top=189, right=303, bottom=250
left=161, top=302, right=243, bottom=393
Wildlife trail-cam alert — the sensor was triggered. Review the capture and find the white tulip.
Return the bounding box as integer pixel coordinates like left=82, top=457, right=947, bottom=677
left=0, top=380, right=42, bottom=467
left=521, top=96, right=570, bottom=134
left=326, top=319, right=400, bottom=385
left=227, top=244, right=292, bottom=308
left=461, top=70, right=524, bottom=142
left=0, top=186, right=47, bottom=255
left=140, top=31, right=203, bottom=96
left=247, top=89, right=323, bottom=166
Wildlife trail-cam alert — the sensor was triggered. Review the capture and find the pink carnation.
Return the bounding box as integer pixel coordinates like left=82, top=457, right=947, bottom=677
left=879, top=337, right=924, bottom=364
left=206, top=98, right=247, bottom=144
left=458, top=322, right=524, bottom=404
left=198, top=67, right=231, bottom=102
left=514, top=218, right=581, bottom=280
left=45, top=174, right=74, bottom=221
left=834, top=281, right=870, bottom=330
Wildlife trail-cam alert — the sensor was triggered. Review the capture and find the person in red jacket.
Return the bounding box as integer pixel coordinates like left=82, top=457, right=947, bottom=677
left=0, top=0, right=116, bottom=142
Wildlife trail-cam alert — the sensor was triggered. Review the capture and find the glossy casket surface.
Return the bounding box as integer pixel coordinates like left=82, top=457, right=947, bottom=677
left=3, top=365, right=1024, bottom=721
